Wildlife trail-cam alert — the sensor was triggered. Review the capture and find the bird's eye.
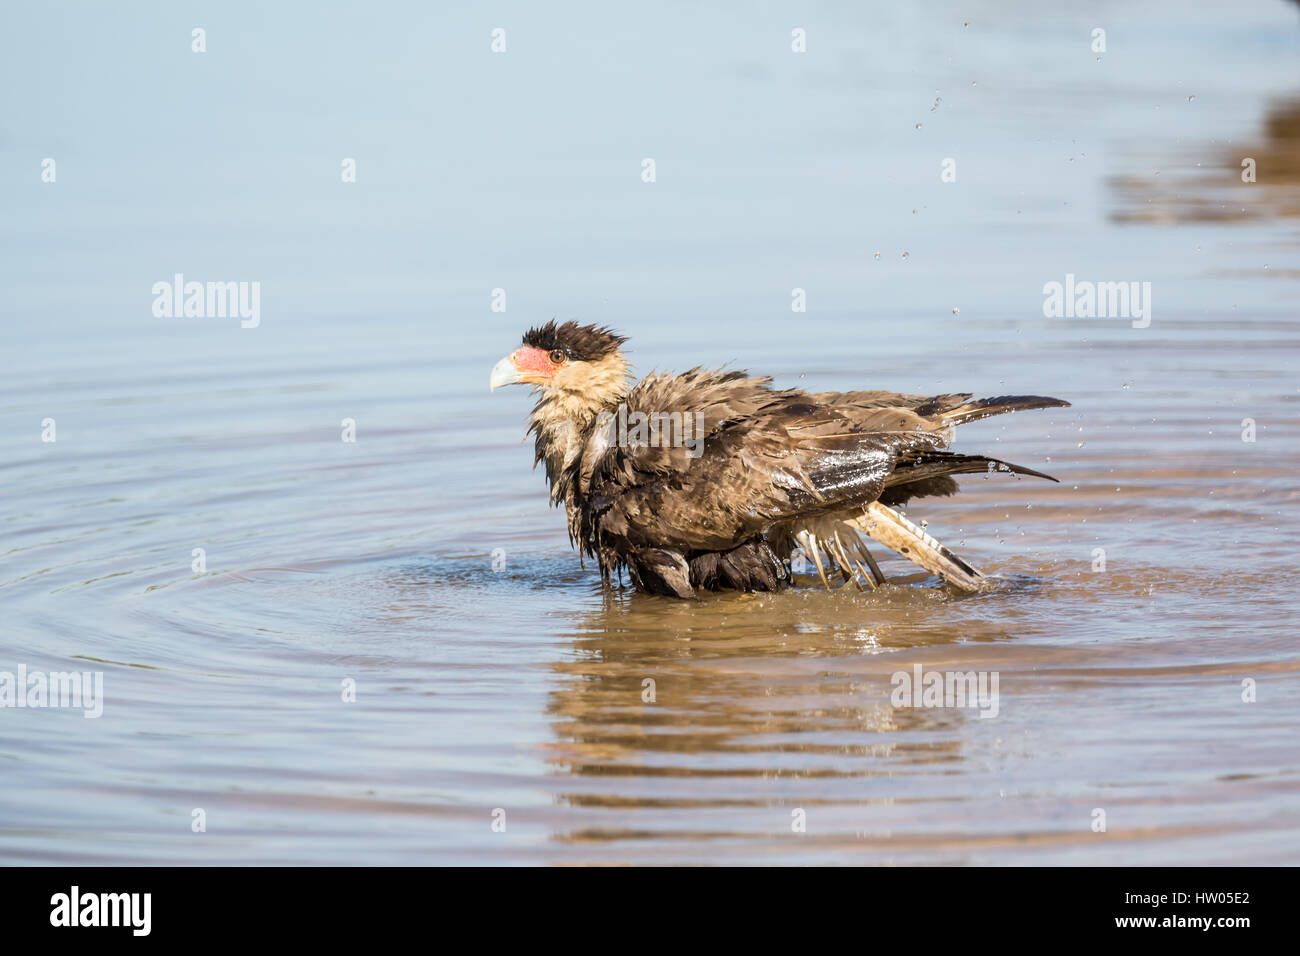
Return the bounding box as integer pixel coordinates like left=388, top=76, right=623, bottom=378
left=549, top=349, right=567, bottom=365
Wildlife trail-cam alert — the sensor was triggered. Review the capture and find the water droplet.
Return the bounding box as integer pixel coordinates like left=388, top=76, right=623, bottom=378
left=901, top=251, right=910, bottom=260
left=1188, top=95, right=1196, bottom=102
left=952, top=307, right=960, bottom=314
left=873, top=251, right=881, bottom=260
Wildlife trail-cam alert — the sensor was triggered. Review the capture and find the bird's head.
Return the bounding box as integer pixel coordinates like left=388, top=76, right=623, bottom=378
left=489, top=320, right=630, bottom=406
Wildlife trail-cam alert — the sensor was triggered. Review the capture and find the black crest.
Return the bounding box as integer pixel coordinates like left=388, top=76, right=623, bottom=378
left=523, top=320, right=628, bottom=362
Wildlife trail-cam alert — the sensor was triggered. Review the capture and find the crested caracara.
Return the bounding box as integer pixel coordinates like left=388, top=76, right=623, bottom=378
left=489, top=321, right=1069, bottom=599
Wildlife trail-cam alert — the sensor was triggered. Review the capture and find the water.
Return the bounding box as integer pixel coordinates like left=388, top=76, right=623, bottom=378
left=2, top=1, right=1298, bottom=864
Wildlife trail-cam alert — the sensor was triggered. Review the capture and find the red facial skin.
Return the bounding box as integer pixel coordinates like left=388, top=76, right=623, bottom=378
left=509, top=345, right=561, bottom=384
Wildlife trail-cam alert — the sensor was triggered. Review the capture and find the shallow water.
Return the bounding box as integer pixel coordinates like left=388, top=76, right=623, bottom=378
left=2, top=1, right=1299, bottom=864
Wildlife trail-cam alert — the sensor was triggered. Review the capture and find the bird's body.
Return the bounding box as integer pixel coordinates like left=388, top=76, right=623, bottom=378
left=490, top=321, right=1069, bottom=598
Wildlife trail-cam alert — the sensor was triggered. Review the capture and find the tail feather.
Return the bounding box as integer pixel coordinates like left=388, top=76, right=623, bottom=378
left=938, top=394, right=1070, bottom=427
left=889, top=451, right=1059, bottom=486
left=849, top=501, right=987, bottom=591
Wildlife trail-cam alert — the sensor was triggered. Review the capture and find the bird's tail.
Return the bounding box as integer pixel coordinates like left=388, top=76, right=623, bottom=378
left=889, top=450, right=1059, bottom=485
left=848, top=501, right=987, bottom=592
left=936, top=394, right=1071, bottom=427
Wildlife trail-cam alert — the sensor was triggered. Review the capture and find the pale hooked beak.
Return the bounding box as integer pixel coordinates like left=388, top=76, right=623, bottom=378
left=489, top=354, right=523, bottom=392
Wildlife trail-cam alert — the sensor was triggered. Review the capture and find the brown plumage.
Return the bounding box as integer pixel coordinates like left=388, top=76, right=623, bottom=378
left=489, top=321, right=1070, bottom=598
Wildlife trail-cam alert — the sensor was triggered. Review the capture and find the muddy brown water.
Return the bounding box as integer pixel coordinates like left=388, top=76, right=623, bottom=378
left=1, top=2, right=1298, bottom=863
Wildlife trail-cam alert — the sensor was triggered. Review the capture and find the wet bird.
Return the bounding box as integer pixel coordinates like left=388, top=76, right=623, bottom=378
left=489, top=320, right=1069, bottom=599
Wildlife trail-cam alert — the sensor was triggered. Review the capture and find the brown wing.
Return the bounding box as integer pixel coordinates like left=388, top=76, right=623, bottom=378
left=579, top=372, right=990, bottom=557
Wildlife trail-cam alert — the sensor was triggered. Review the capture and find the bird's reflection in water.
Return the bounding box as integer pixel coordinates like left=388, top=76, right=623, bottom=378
left=539, top=582, right=1015, bottom=837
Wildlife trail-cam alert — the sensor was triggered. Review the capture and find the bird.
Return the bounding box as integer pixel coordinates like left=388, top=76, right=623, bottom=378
left=489, top=320, right=1070, bottom=599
